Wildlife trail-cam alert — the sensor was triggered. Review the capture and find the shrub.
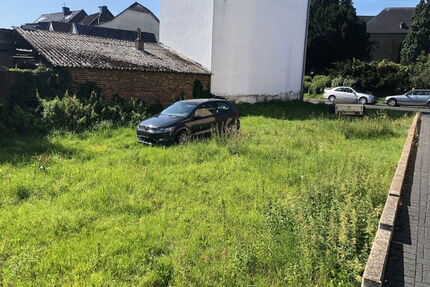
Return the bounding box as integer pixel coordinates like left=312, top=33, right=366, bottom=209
left=410, top=55, right=430, bottom=89
left=309, top=75, right=332, bottom=94
left=192, top=80, right=213, bottom=99
left=330, top=59, right=412, bottom=96
left=39, top=90, right=150, bottom=132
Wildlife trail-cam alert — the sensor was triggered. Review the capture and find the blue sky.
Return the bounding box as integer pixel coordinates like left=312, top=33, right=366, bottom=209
left=0, top=0, right=422, bottom=29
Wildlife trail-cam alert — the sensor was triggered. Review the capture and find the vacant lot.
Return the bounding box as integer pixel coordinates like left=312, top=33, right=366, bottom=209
left=0, top=102, right=413, bottom=286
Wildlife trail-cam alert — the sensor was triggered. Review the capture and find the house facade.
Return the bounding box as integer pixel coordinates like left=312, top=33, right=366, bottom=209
left=364, top=8, right=415, bottom=62
left=160, top=0, right=310, bottom=102
left=98, top=2, right=160, bottom=42
left=15, top=28, right=210, bottom=106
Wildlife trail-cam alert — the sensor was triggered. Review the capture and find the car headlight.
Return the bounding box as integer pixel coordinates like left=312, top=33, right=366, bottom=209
left=155, top=127, right=172, bottom=134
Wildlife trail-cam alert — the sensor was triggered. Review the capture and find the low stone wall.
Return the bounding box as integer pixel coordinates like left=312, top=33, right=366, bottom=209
left=0, top=71, right=17, bottom=103
left=68, top=68, right=211, bottom=106
left=362, top=113, right=421, bottom=287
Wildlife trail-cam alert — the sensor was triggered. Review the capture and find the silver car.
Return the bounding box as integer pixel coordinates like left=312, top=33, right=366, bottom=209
left=323, top=87, right=376, bottom=105
left=385, top=90, right=430, bottom=107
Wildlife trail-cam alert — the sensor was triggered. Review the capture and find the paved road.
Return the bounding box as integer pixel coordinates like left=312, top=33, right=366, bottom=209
left=384, top=113, right=430, bottom=287
left=304, top=98, right=429, bottom=113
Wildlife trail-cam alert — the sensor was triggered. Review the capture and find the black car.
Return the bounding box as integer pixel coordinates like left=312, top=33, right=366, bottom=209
left=136, top=99, right=240, bottom=145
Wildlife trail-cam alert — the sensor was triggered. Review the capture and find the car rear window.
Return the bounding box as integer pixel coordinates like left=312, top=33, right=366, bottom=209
left=217, top=102, right=231, bottom=111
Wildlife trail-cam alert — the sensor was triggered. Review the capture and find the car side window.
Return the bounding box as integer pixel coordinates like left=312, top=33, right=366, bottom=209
left=335, top=88, right=344, bottom=92
left=195, top=103, right=217, bottom=117
left=345, top=88, right=353, bottom=93
left=217, top=102, right=231, bottom=111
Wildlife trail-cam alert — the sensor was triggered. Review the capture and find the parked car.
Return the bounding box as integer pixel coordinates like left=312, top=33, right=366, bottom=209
left=323, top=87, right=376, bottom=105
left=136, top=99, right=240, bottom=145
left=384, top=90, right=430, bottom=107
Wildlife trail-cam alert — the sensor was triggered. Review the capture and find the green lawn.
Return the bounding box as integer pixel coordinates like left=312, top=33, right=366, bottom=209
left=0, top=102, right=413, bottom=286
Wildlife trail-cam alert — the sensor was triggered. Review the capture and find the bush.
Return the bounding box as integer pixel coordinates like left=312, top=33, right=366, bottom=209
left=308, top=75, right=332, bottom=94
left=410, top=55, right=430, bottom=89
left=192, top=80, right=213, bottom=99
left=330, top=59, right=412, bottom=96
left=39, top=91, right=150, bottom=132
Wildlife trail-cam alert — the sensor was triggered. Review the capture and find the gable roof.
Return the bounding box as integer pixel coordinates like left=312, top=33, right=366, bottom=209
left=34, top=10, right=87, bottom=24
left=107, top=2, right=160, bottom=23
left=367, top=7, right=415, bottom=34
left=79, top=8, right=114, bottom=26
left=16, top=28, right=209, bottom=75
left=72, top=24, right=157, bottom=42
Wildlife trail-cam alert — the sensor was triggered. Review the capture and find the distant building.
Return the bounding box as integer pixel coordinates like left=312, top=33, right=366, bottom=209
left=160, top=0, right=310, bottom=102
left=361, top=8, right=415, bottom=62
left=34, top=7, right=87, bottom=24
left=79, top=6, right=114, bottom=26
left=97, top=2, right=160, bottom=42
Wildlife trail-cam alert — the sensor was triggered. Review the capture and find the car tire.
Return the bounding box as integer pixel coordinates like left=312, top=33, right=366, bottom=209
left=359, top=97, right=368, bottom=105
left=225, top=120, right=239, bottom=136
left=387, top=99, right=397, bottom=107
left=427, top=102, right=430, bottom=109
left=328, top=95, right=336, bottom=103
left=176, top=130, right=191, bottom=145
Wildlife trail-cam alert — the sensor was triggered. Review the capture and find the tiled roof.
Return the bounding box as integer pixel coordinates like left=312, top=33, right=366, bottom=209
left=73, top=24, right=157, bottom=42
left=16, top=28, right=210, bottom=75
left=34, top=10, right=86, bottom=24
left=367, top=8, right=415, bottom=34
left=79, top=13, right=100, bottom=25
left=79, top=9, right=114, bottom=26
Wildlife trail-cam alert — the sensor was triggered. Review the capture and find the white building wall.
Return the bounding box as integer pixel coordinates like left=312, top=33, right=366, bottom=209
left=211, top=0, right=309, bottom=101
left=159, top=0, right=309, bottom=102
left=160, top=0, right=214, bottom=70
left=98, top=10, right=160, bottom=41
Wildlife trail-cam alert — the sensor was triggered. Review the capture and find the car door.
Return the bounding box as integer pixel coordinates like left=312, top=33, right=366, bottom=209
left=414, top=91, right=430, bottom=106
left=192, top=102, right=217, bottom=135
left=333, top=88, right=346, bottom=102
left=215, top=101, right=233, bottom=131
left=343, top=88, right=358, bottom=104
left=400, top=91, right=416, bottom=106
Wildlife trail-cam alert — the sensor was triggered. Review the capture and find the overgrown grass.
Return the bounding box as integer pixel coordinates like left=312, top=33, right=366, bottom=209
left=0, top=102, right=413, bottom=286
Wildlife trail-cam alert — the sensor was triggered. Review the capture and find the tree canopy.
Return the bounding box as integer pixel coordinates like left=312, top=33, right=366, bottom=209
left=306, top=0, right=369, bottom=74
left=400, top=0, right=430, bottom=65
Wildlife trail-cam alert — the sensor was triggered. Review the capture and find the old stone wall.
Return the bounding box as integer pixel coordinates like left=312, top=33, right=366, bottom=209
left=68, top=68, right=211, bottom=106
left=0, top=71, right=17, bottom=103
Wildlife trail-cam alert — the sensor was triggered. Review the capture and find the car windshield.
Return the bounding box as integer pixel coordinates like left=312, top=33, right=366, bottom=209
left=160, top=102, right=198, bottom=117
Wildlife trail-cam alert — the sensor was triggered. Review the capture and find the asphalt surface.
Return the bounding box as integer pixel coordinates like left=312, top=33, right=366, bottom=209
left=305, top=98, right=429, bottom=113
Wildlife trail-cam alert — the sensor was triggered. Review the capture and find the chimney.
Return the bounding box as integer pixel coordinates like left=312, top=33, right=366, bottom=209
left=99, top=6, right=108, bottom=14
left=135, top=28, right=145, bottom=51
left=63, top=7, right=71, bottom=17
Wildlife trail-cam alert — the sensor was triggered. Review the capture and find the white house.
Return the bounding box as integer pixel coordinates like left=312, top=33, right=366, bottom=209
left=160, top=0, right=310, bottom=102
left=98, top=2, right=160, bottom=41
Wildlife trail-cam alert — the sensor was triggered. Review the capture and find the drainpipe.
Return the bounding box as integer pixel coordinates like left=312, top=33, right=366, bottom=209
left=300, top=0, right=311, bottom=101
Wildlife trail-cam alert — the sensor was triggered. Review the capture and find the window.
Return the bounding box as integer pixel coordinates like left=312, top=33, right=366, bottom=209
left=217, top=102, right=231, bottom=111
left=344, top=88, right=354, bottom=93
left=335, top=88, right=344, bottom=92
left=195, top=102, right=217, bottom=117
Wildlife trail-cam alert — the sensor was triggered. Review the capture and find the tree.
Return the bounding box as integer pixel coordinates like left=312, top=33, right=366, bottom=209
left=400, top=0, right=430, bottom=65
left=306, top=0, right=370, bottom=73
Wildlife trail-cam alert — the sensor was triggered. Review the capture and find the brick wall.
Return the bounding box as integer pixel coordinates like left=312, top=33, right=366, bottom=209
left=68, top=68, right=211, bottom=106
left=0, top=71, right=17, bottom=103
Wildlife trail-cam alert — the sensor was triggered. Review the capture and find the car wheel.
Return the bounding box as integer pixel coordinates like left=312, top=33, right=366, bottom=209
left=328, top=95, right=336, bottom=103
left=176, top=130, right=191, bottom=145
left=225, top=120, right=239, bottom=136
left=387, top=99, right=397, bottom=107
left=359, top=97, right=368, bottom=105
left=427, top=102, right=430, bottom=109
